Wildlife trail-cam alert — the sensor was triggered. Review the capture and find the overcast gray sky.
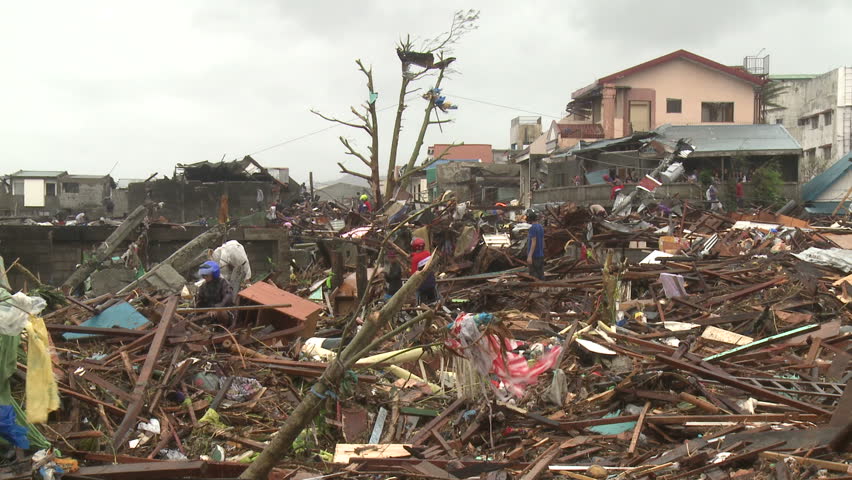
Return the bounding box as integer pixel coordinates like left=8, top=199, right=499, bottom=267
left=2, top=0, right=850, bottom=184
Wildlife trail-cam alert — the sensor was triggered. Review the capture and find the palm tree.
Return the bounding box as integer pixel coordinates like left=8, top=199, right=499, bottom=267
left=757, top=80, right=788, bottom=123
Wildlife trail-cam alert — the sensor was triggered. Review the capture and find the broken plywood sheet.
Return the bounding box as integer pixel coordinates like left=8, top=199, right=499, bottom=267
left=822, top=233, right=852, bottom=250
left=333, top=444, right=412, bottom=464
left=701, top=326, right=753, bottom=345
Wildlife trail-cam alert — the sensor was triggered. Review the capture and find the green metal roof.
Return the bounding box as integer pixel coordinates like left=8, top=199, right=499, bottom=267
left=655, top=124, right=802, bottom=154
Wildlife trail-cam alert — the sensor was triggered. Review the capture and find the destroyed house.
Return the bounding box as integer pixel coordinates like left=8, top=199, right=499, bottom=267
left=127, top=156, right=300, bottom=224
left=564, top=49, right=766, bottom=139
left=532, top=123, right=802, bottom=206
left=0, top=170, right=114, bottom=218
left=409, top=144, right=515, bottom=202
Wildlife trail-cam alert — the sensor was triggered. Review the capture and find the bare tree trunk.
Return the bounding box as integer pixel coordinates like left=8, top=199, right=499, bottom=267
left=384, top=74, right=411, bottom=203
left=238, top=253, right=442, bottom=480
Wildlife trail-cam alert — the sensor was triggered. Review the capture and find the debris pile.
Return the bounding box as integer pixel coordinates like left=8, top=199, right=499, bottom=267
left=1, top=187, right=852, bottom=480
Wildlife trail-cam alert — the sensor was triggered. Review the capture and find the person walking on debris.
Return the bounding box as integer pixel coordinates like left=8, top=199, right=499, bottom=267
left=195, top=261, right=237, bottom=327
left=526, top=209, right=545, bottom=280
left=358, top=194, right=372, bottom=214
left=706, top=183, right=722, bottom=212
left=410, top=237, right=437, bottom=304
left=384, top=249, right=403, bottom=300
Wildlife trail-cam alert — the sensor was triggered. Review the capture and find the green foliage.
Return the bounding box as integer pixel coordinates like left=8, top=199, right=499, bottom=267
left=750, top=161, right=784, bottom=207
left=699, top=170, right=714, bottom=186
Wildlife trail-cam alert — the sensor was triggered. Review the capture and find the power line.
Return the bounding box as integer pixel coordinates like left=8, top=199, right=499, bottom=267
left=249, top=94, right=418, bottom=156
left=451, top=94, right=563, bottom=119
left=247, top=92, right=564, bottom=158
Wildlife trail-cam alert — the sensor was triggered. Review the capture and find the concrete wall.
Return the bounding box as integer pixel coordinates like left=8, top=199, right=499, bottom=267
left=532, top=181, right=801, bottom=207
left=613, top=58, right=757, bottom=126
left=128, top=180, right=289, bottom=224
left=766, top=67, right=852, bottom=177
left=0, top=177, right=112, bottom=218
left=0, top=225, right=287, bottom=291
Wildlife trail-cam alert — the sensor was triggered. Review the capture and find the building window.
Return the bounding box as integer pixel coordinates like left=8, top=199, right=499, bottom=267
left=63, top=183, right=79, bottom=193
left=46, top=183, right=56, bottom=196
left=701, top=102, right=734, bottom=122
left=798, top=117, right=809, bottom=126
left=811, top=116, right=819, bottom=129
left=822, top=144, right=833, bottom=159
left=775, top=118, right=783, bottom=125
left=805, top=148, right=816, bottom=163
left=666, top=98, right=682, bottom=113
left=825, top=111, right=833, bottom=126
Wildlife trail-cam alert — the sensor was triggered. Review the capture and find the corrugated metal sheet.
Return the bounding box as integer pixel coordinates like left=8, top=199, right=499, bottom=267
left=801, top=152, right=852, bottom=202
left=655, top=124, right=802, bottom=154
left=10, top=170, right=66, bottom=178
left=238, top=282, right=322, bottom=322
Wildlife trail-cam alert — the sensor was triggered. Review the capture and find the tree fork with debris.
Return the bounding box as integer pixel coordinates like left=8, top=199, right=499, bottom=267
left=238, top=252, right=442, bottom=480
left=61, top=203, right=152, bottom=295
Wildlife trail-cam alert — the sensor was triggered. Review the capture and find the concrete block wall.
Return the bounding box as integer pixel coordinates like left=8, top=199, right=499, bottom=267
left=128, top=180, right=276, bottom=224
left=0, top=224, right=287, bottom=291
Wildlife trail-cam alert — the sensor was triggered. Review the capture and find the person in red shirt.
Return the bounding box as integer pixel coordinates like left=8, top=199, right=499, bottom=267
left=409, top=237, right=437, bottom=304
left=735, top=180, right=745, bottom=209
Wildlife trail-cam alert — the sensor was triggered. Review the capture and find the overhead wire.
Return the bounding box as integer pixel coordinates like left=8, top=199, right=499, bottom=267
left=246, top=91, right=566, bottom=157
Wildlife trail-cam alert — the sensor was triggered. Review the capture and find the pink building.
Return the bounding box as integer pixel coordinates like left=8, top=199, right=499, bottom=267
left=564, top=50, right=767, bottom=139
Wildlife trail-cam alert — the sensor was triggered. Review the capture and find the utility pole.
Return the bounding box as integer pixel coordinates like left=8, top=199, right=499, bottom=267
left=309, top=172, right=314, bottom=200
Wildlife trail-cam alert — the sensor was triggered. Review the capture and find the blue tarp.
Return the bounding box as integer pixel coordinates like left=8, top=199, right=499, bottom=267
left=62, top=302, right=150, bottom=340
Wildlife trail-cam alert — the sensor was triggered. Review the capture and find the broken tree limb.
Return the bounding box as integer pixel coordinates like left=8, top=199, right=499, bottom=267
left=61, top=204, right=151, bottom=294
left=117, top=223, right=226, bottom=295
left=238, top=252, right=443, bottom=480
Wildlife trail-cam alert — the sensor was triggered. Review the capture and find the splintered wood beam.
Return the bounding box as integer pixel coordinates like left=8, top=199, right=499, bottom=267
left=112, top=296, right=178, bottom=449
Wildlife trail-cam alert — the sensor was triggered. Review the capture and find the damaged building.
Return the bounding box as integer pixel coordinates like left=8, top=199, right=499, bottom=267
left=127, top=156, right=301, bottom=223
left=0, top=170, right=115, bottom=219
left=528, top=123, right=802, bottom=206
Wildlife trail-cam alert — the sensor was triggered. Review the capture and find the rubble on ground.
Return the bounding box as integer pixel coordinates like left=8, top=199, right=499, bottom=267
left=1, top=189, right=852, bottom=480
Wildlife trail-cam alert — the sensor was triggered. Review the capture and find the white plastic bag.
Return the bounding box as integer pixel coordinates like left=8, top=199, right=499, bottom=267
left=0, top=288, right=47, bottom=335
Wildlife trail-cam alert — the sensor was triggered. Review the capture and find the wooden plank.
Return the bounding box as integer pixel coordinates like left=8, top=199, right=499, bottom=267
left=701, top=324, right=820, bottom=362
left=701, top=326, right=753, bottom=345
left=518, top=443, right=561, bottom=480
left=112, top=296, right=178, bottom=449
left=79, top=370, right=133, bottom=402
left=48, top=324, right=148, bottom=337
left=72, top=460, right=208, bottom=479
left=409, top=398, right=465, bottom=446
left=332, top=444, right=412, bottom=464
left=628, top=402, right=651, bottom=454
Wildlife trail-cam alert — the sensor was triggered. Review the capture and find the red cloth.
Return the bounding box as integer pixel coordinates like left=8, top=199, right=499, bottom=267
left=410, top=250, right=431, bottom=275
left=736, top=183, right=744, bottom=197
left=365, top=200, right=372, bottom=212
left=610, top=184, right=624, bottom=200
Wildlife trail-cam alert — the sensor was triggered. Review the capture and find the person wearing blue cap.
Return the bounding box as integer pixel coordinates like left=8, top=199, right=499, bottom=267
left=195, top=260, right=236, bottom=326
